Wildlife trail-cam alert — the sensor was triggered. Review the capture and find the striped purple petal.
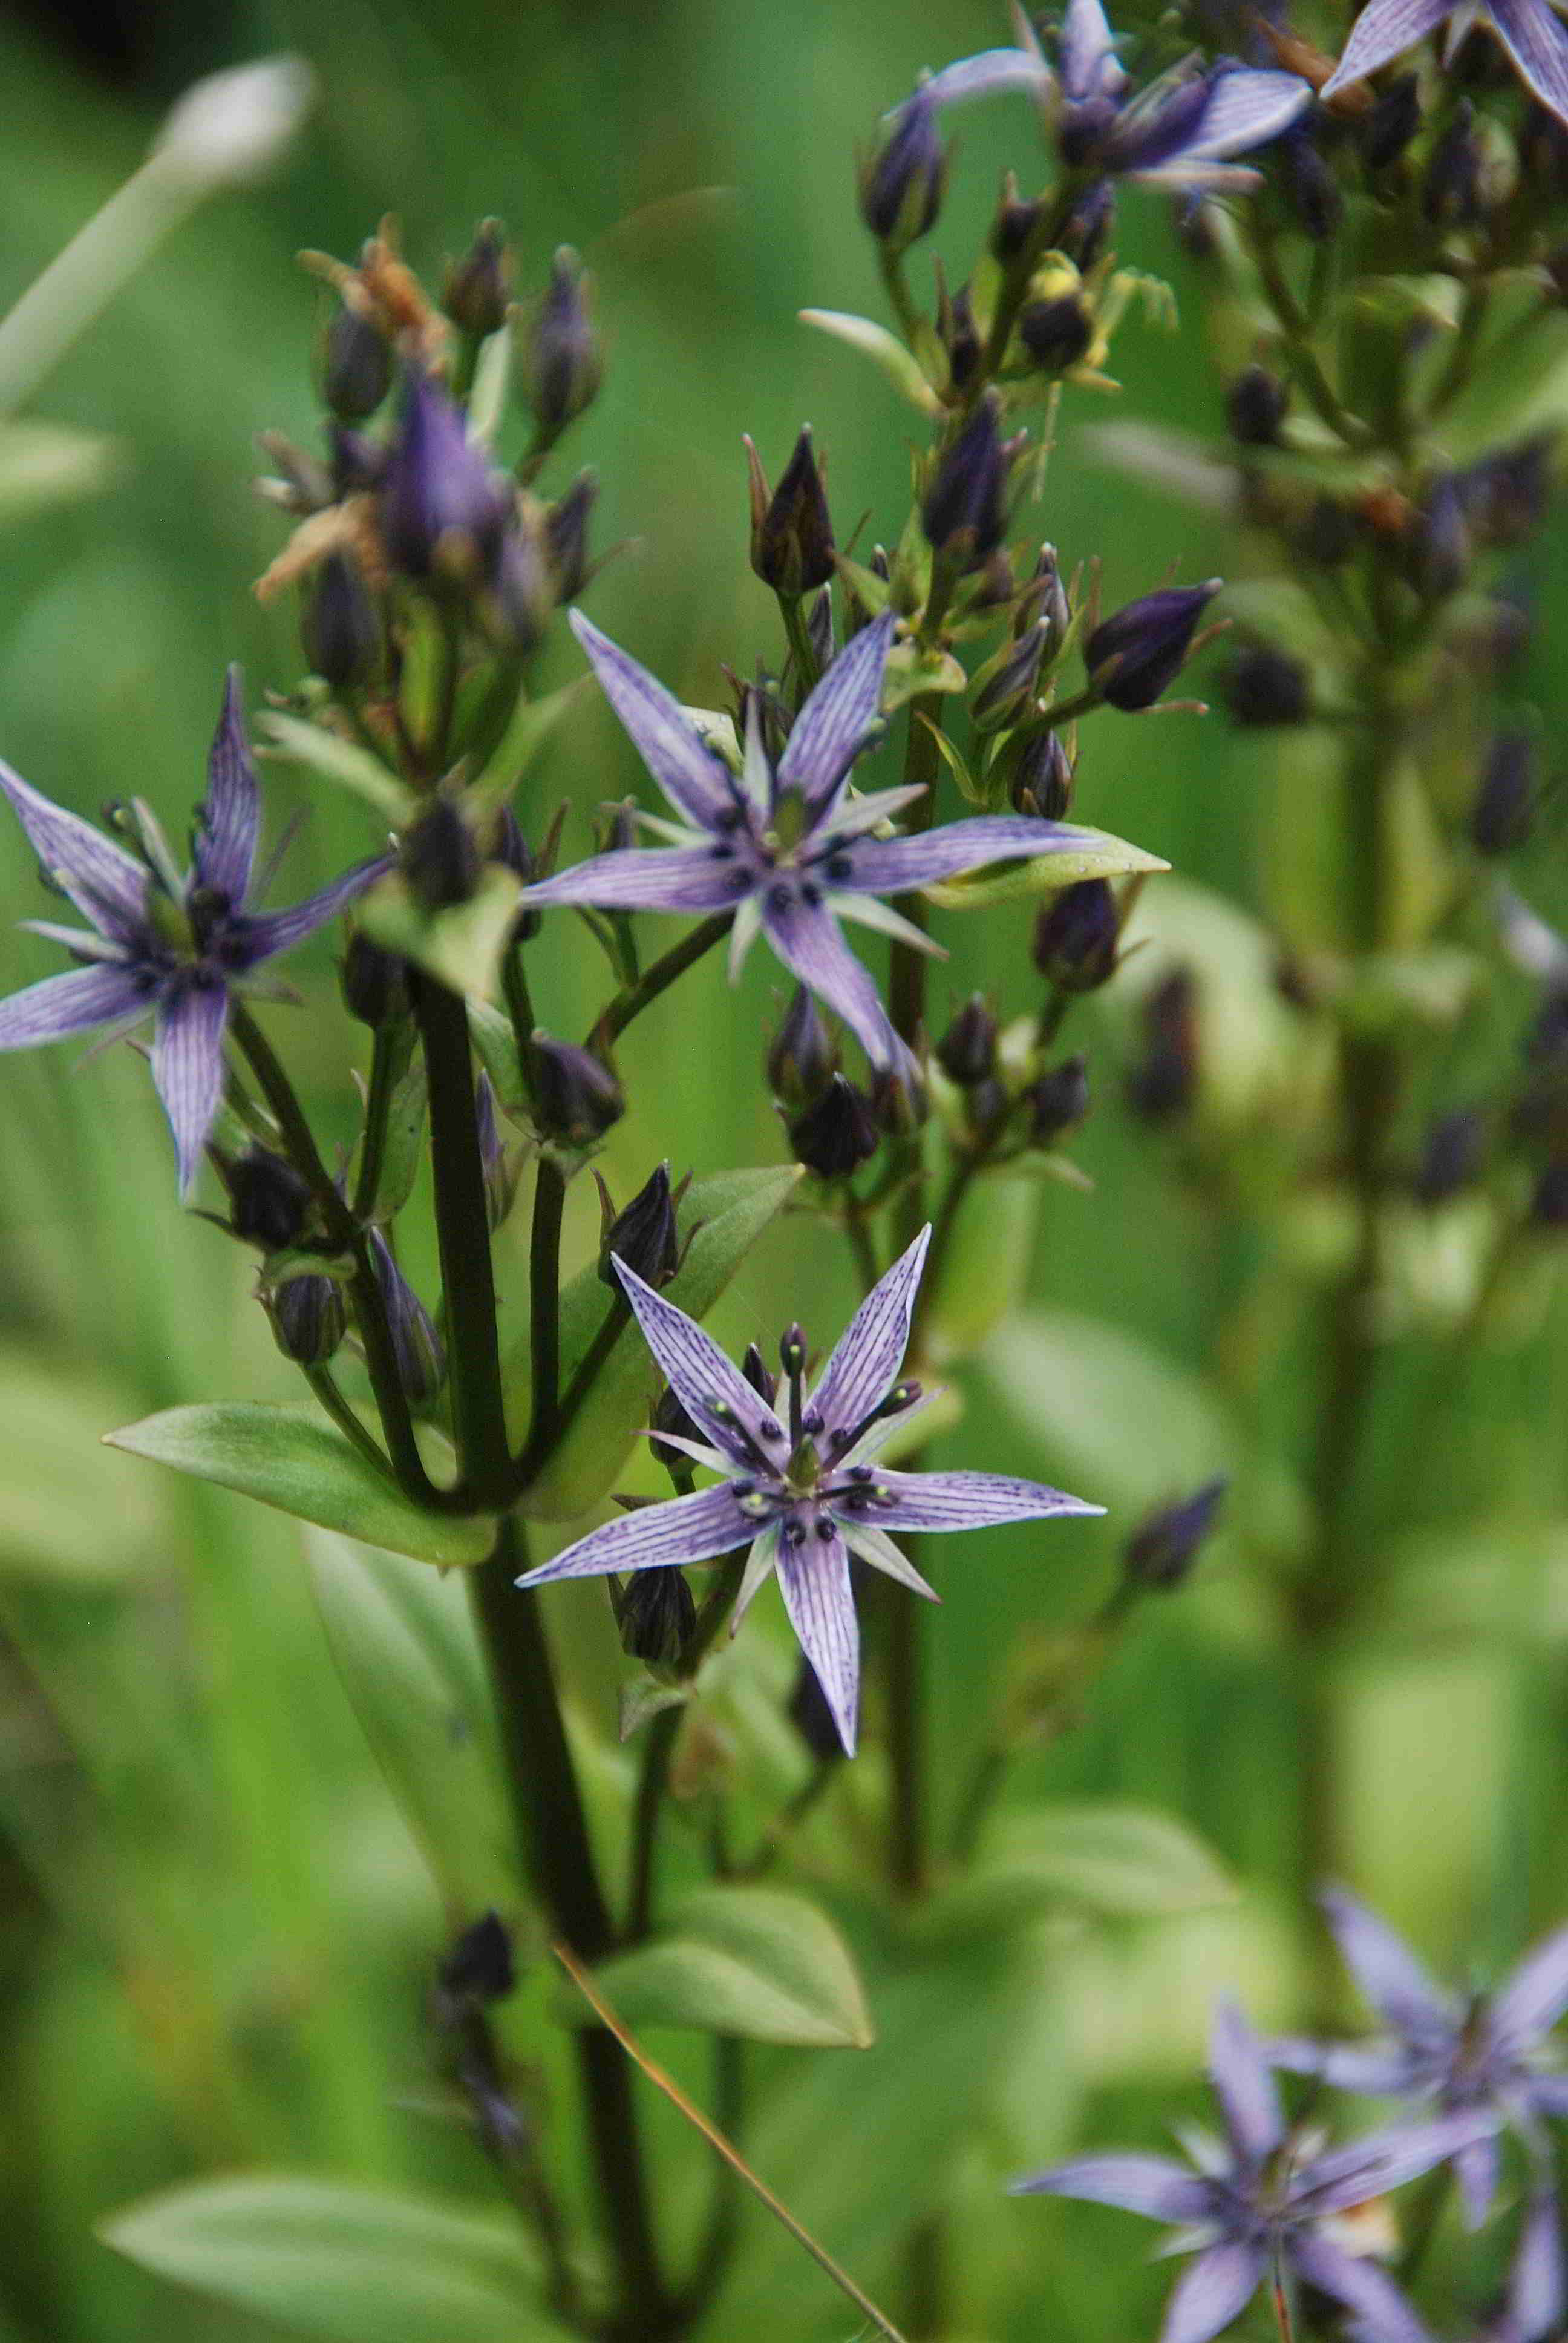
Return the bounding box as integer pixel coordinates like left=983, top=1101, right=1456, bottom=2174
left=1285, top=2233, right=1431, bottom=2343
left=776, top=1524, right=860, bottom=1755
left=1505, top=2191, right=1566, bottom=2343
left=759, top=891, right=900, bottom=1068
left=1319, top=1887, right=1457, bottom=2042
left=1185, top=67, right=1312, bottom=160
left=234, top=853, right=395, bottom=965
left=1209, top=2001, right=1285, bottom=2167
left=848, top=1467, right=1102, bottom=1532
left=1454, top=2130, right=1503, bottom=2230
left=779, top=611, right=897, bottom=812
left=514, top=1483, right=753, bottom=1586
left=1297, top=2113, right=1494, bottom=2218
left=151, top=978, right=229, bottom=1195
left=832, top=814, right=1096, bottom=896
left=1269, top=2036, right=1419, bottom=2096
left=612, top=1256, right=789, bottom=1468
left=1062, top=0, right=1125, bottom=97
left=836, top=1521, right=938, bottom=1599
left=1486, top=0, right=1568, bottom=121
left=569, top=611, right=735, bottom=828
left=516, top=846, right=750, bottom=915
left=1489, top=1922, right=1568, bottom=2059
left=0, top=755, right=147, bottom=940
left=193, top=666, right=260, bottom=905
left=808, top=1224, right=930, bottom=1447
left=0, top=958, right=147, bottom=1048
left=1321, top=0, right=1452, bottom=96
left=1008, top=2152, right=1214, bottom=2222
left=1158, top=2241, right=1267, bottom=2343
left=922, top=46, right=1054, bottom=106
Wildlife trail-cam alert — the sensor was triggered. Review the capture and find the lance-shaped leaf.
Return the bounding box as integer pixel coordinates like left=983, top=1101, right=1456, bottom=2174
left=259, top=709, right=415, bottom=823
left=799, top=309, right=944, bottom=417
left=961, top=1804, right=1236, bottom=1929
left=922, top=825, right=1169, bottom=910
left=309, top=1532, right=516, bottom=1915
left=512, top=1164, right=800, bottom=1520
left=101, top=2175, right=571, bottom=2343
left=469, top=675, right=593, bottom=810
left=103, top=1401, right=493, bottom=1566
left=358, top=865, right=522, bottom=1006
left=577, top=1886, right=874, bottom=2049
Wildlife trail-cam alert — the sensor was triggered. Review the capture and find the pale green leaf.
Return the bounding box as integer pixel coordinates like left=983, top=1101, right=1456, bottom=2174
left=103, top=1402, right=494, bottom=1567
left=360, top=866, right=521, bottom=1005
left=357, top=1055, right=428, bottom=1225
left=581, top=1886, right=874, bottom=2048
left=471, top=676, right=593, bottom=809
left=881, top=640, right=967, bottom=712
left=799, top=308, right=943, bottom=417
left=923, top=828, right=1168, bottom=911
left=0, top=418, right=118, bottom=521
left=258, top=710, right=414, bottom=823
left=102, top=2174, right=569, bottom=2343
left=961, top=1804, right=1236, bottom=1926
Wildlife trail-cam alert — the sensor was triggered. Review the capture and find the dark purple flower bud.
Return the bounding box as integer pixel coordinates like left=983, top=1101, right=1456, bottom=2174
left=936, top=995, right=998, bottom=1086
left=788, top=1072, right=878, bottom=1177
left=1059, top=180, right=1114, bottom=271
left=871, top=1054, right=929, bottom=1136
left=742, top=1344, right=779, bottom=1406
left=748, top=427, right=836, bottom=596
left=1086, top=581, right=1220, bottom=711
left=403, top=797, right=480, bottom=911
left=321, top=303, right=391, bottom=422
left=1127, top=967, right=1200, bottom=1122
left=1011, top=730, right=1074, bottom=819
left=1363, top=72, right=1421, bottom=169
left=493, top=809, right=542, bottom=943
left=229, top=1147, right=311, bottom=1250
left=1226, top=365, right=1290, bottom=448
left=618, top=1568, right=697, bottom=1667
left=438, top=1909, right=515, bottom=2007
left=990, top=174, right=1045, bottom=263
left=341, top=929, right=408, bottom=1028
left=860, top=88, right=946, bottom=250
left=1029, top=1053, right=1091, bottom=1144
left=1531, top=1158, right=1568, bottom=1228
left=651, top=1380, right=702, bottom=1479
left=1034, top=880, right=1120, bottom=993
left=1017, top=543, right=1071, bottom=658
left=1423, top=99, right=1483, bottom=224
left=1280, top=128, right=1342, bottom=240
left=1018, top=295, right=1093, bottom=376
left=973, top=621, right=1050, bottom=732
left=939, top=283, right=982, bottom=390
left=1122, top=1477, right=1227, bottom=1591
left=1223, top=645, right=1311, bottom=727
left=301, top=551, right=379, bottom=689
left=806, top=587, right=834, bottom=669
left=371, top=1233, right=446, bottom=1406
left=767, top=985, right=837, bottom=1104
left=1461, top=439, right=1553, bottom=548
left=787, top=1650, right=845, bottom=1761
left=475, top=1074, right=515, bottom=1233
left=491, top=522, right=550, bottom=656
left=381, top=371, right=508, bottom=582
left=521, top=247, right=602, bottom=436
left=1299, top=495, right=1357, bottom=567
left=922, top=393, right=1008, bottom=566
left=1413, top=475, right=1471, bottom=600
left=265, top=1271, right=347, bottom=1367
left=545, top=470, right=596, bottom=601
left=1412, top=1107, right=1487, bottom=1205
left=1471, top=732, right=1537, bottom=855
left=531, top=1038, right=624, bottom=1147
left=442, top=219, right=511, bottom=339
left=601, top=1162, right=679, bottom=1286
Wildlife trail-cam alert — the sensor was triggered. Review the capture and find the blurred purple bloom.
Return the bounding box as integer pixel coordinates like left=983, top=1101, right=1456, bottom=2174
left=1322, top=0, right=1568, bottom=129
left=516, top=609, right=1100, bottom=1074
left=1013, top=1999, right=1492, bottom=2343
left=0, top=670, right=389, bottom=1193
left=1273, top=1887, right=1568, bottom=2225
left=514, top=1225, right=1101, bottom=1752
left=918, top=0, right=1310, bottom=189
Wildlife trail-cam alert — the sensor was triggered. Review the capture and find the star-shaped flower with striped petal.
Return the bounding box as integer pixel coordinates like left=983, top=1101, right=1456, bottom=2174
left=514, top=1225, right=1101, bottom=1752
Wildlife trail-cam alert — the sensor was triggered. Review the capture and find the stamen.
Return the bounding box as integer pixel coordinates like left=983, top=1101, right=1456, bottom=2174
left=779, top=1323, right=808, bottom=1450
left=707, top=1398, right=780, bottom=1473
left=834, top=1378, right=923, bottom=1458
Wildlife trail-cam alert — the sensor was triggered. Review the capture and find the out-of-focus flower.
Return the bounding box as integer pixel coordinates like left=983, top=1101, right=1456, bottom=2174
left=1322, top=0, right=1568, bottom=129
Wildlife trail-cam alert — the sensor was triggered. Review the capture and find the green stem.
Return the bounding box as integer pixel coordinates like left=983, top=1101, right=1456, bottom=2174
left=622, top=1554, right=748, bottom=1942
left=780, top=591, right=822, bottom=695
left=841, top=1191, right=881, bottom=1295
left=516, top=1294, right=629, bottom=1487
left=351, top=1018, right=411, bottom=1224
left=529, top=1157, right=566, bottom=1448
left=589, top=913, right=733, bottom=1052
left=305, top=1365, right=394, bottom=1481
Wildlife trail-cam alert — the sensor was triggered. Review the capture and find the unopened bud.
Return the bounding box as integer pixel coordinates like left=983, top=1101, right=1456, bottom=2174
left=618, top=1570, right=697, bottom=1667
left=1364, top=72, right=1421, bottom=169
left=1085, top=580, right=1220, bottom=712
left=1281, top=129, right=1342, bottom=240
left=922, top=393, right=1008, bottom=567
left=545, top=471, right=596, bottom=600
left=381, top=371, right=507, bottom=581
left=403, top=797, right=480, bottom=911
left=1423, top=98, right=1483, bottom=224
left=1058, top=180, right=1114, bottom=270
left=321, top=303, right=392, bottom=422
left=1223, top=646, right=1311, bottom=727
left=1462, top=439, right=1553, bottom=547
left=972, top=621, right=1048, bottom=732
left=491, top=522, right=550, bottom=656
left=532, top=1038, right=624, bottom=1147
left=935, top=995, right=998, bottom=1086
left=341, top=930, right=408, bottom=1028
left=1028, top=1052, right=1090, bottom=1144
left=601, top=1162, right=679, bottom=1286
left=265, top=1270, right=346, bottom=1366
left=767, top=985, right=837, bottom=1104
left=1017, top=544, right=1071, bottom=657
left=748, top=427, right=835, bottom=595
left=437, top=1910, right=515, bottom=2007
left=521, top=248, right=602, bottom=436
left=1226, top=366, right=1289, bottom=448
left=1018, top=293, right=1093, bottom=375
left=742, top=1344, right=779, bottom=1406
left=787, top=1651, right=844, bottom=1761
left=1471, top=731, right=1537, bottom=855
left=1011, top=729, right=1074, bottom=819
left=302, top=551, right=379, bottom=689
left=860, top=88, right=946, bottom=250
left=494, top=810, right=542, bottom=942
left=990, top=173, right=1044, bottom=262
left=443, top=219, right=511, bottom=339
left=475, top=1075, right=517, bottom=1232
left=1033, top=880, right=1119, bottom=992
left=230, top=1147, right=310, bottom=1250
left=1127, top=967, right=1200, bottom=1122
left=1412, top=476, right=1470, bottom=600
left=652, top=1381, right=702, bottom=1478
left=371, top=1233, right=446, bottom=1405
left=788, top=1072, right=878, bottom=1177
left=1123, top=1478, right=1227, bottom=1591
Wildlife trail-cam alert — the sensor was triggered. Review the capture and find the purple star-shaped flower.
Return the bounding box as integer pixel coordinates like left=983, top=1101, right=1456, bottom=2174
left=0, top=669, right=390, bottom=1192
left=1272, top=1886, right=1568, bottom=2226
left=516, top=609, right=1102, bottom=1074
left=1322, top=0, right=1568, bottom=130
left=514, top=1225, right=1101, bottom=1753
left=1012, top=1999, right=1493, bottom=2343
left=916, top=0, right=1311, bottom=190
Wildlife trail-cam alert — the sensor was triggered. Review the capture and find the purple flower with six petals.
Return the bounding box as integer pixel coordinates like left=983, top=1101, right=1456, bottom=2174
left=516, top=609, right=1106, bottom=1075
left=1013, top=1999, right=1494, bottom=2343
left=1272, top=1886, right=1568, bottom=2226
left=0, top=670, right=390, bottom=1191
left=514, top=1225, right=1101, bottom=1752
left=1321, top=0, right=1568, bottom=131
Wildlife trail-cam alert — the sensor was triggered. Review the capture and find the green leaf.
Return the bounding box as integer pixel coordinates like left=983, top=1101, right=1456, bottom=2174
left=514, top=1164, right=800, bottom=1520
left=581, top=1887, right=874, bottom=2048
left=924, top=1173, right=1041, bottom=1367
left=358, top=1055, right=428, bottom=1225
left=258, top=710, right=414, bottom=823
left=881, top=640, right=968, bottom=712
left=923, top=828, right=1169, bottom=911
left=359, top=866, right=522, bottom=1004
left=0, top=418, right=118, bottom=521
left=798, top=308, right=943, bottom=417
left=102, top=2174, right=570, bottom=2343
left=959, top=1804, right=1236, bottom=1928
left=470, top=676, right=592, bottom=809
left=103, top=1402, right=494, bottom=1567
left=309, top=1531, right=516, bottom=1913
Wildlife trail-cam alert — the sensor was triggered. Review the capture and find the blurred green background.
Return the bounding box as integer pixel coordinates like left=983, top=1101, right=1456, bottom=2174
left=2, top=1, right=1567, bottom=2336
